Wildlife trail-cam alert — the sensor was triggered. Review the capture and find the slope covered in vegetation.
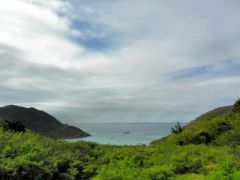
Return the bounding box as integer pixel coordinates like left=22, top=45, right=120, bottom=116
left=1, top=100, right=240, bottom=179
left=0, top=105, right=90, bottom=139
left=154, top=100, right=240, bottom=147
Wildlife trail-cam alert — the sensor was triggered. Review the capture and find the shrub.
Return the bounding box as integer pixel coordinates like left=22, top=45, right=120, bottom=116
left=209, top=121, right=231, bottom=136
left=171, top=122, right=183, bottom=134
left=57, top=160, right=71, bottom=173
left=174, top=160, right=202, bottom=174
left=146, top=166, right=173, bottom=180
left=14, top=163, right=51, bottom=179
left=3, top=120, right=26, bottom=132
left=177, top=131, right=214, bottom=145
left=215, top=129, right=240, bottom=146
left=233, top=99, right=240, bottom=113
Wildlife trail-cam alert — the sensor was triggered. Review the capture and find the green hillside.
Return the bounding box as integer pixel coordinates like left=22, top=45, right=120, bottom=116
left=192, top=105, right=233, bottom=122
left=1, top=100, right=240, bottom=179
left=153, top=100, right=240, bottom=147
left=0, top=105, right=90, bottom=139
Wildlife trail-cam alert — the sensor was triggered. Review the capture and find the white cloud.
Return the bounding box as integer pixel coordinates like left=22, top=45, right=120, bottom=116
left=0, top=0, right=83, bottom=68
left=0, top=0, right=240, bottom=122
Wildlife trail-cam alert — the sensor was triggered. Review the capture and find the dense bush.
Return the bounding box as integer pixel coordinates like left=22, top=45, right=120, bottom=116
left=233, top=99, right=240, bottom=113
left=0, top=128, right=239, bottom=179
left=2, top=120, right=26, bottom=132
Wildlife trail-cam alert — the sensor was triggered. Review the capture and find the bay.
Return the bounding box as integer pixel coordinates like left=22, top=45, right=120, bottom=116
left=67, top=122, right=187, bottom=145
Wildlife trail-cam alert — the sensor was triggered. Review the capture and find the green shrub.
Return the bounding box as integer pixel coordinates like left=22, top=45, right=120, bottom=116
left=3, top=120, right=26, bottom=132
left=233, top=99, right=240, bottom=113
left=171, top=122, right=183, bottom=134
left=215, top=129, right=240, bottom=146
left=146, top=166, right=173, bottom=180
left=174, top=159, right=202, bottom=174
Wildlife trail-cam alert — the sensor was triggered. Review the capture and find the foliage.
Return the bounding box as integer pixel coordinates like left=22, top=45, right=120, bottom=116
left=171, top=122, right=183, bottom=134
left=1, top=101, right=240, bottom=179
left=233, top=99, right=240, bottom=113
left=2, top=120, right=26, bottom=132
left=0, top=128, right=239, bottom=179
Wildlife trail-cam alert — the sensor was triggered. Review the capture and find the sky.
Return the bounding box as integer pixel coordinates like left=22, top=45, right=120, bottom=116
left=0, top=0, right=240, bottom=123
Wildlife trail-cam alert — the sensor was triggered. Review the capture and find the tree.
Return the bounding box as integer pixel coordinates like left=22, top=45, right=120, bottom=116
left=3, top=120, right=26, bottom=132
left=233, top=99, right=240, bottom=113
left=171, top=122, right=183, bottom=134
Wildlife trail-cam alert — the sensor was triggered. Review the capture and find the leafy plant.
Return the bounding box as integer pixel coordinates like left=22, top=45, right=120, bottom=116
left=3, top=120, right=26, bottom=132
left=233, top=99, right=240, bottom=113
left=171, top=122, right=183, bottom=134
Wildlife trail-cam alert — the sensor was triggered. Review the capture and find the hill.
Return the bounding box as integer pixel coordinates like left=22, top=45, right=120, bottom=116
left=153, top=99, right=240, bottom=146
left=0, top=105, right=90, bottom=139
left=189, top=105, right=233, bottom=123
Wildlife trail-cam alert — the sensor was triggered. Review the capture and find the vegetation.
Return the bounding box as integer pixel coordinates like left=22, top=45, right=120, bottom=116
left=2, top=120, right=26, bottom=132
left=233, top=99, right=240, bottom=113
left=1, top=101, right=240, bottom=179
left=0, top=105, right=90, bottom=139
left=171, top=122, right=183, bottom=134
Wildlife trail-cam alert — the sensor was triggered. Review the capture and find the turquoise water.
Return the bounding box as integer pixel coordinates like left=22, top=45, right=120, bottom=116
left=67, top=122, right=187, bottom=145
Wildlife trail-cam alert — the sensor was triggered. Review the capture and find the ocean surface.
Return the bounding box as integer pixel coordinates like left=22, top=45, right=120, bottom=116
left=67, top=122, right=187, bottom=145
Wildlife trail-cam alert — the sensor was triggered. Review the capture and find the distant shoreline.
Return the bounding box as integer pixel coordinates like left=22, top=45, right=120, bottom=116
left=73, top=122, right=189, bottom=124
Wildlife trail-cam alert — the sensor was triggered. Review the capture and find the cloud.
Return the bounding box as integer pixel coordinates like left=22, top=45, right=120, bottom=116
left=0, top=0, right=240, bottom=123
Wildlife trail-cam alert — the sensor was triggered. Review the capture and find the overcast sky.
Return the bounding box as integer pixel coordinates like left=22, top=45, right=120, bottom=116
left=0, top=0, right=240, bottom=123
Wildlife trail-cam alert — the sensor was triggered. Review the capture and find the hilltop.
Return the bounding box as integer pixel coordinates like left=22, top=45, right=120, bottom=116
left=0, top=105, right=90, bottom=139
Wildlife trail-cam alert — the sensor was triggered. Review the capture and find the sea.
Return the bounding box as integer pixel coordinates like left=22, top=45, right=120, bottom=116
left=67, top=122, right=187, bottom=145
